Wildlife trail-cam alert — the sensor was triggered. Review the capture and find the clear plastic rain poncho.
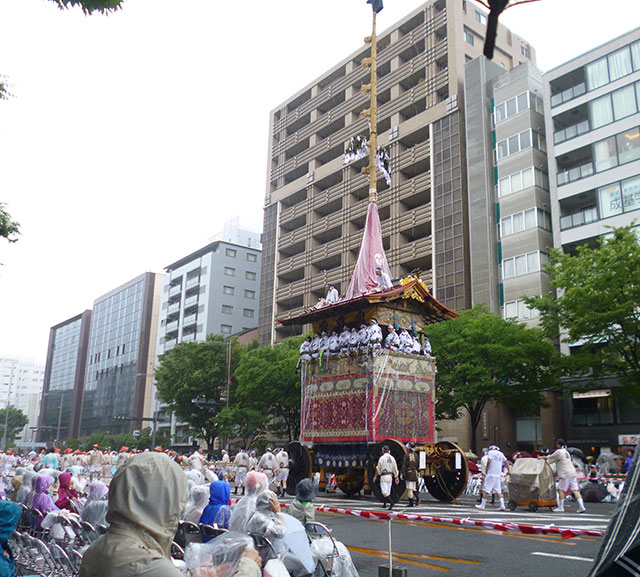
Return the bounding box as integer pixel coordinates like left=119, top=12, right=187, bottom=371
left=81, top=481, right=109, bottom=528
left=246, top=491, right=315, bottom=577
left=182, top=484, right=211, bottom=524
left=229, top=471, right=269, bottom=533
left=16, top=470, right=36, bottom=506
left=184, top=530, right=254, bottom=577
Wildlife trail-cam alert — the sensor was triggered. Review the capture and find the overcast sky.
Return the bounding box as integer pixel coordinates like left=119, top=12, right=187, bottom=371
left=0, top=0, right=637, bottom=362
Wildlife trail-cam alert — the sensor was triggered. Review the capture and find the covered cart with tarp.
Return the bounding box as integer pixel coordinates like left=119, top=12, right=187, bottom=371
left=507, top=458, right=557, bottom=511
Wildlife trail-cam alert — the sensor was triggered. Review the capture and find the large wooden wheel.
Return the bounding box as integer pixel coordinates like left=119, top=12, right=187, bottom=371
left=422, top=441, right=468, bottom=502
left=367, top=438, right=407, bottom=503
left=285, top=441, right=313, bottom=496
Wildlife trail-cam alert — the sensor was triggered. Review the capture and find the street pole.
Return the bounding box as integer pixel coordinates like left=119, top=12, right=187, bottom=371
left=56, top=396, right=63, bottom=444
left=362, top=9, right=378, bottom=205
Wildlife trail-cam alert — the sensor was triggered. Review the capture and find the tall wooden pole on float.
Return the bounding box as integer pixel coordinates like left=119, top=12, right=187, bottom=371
left=361, top=10, right=378, bottom=204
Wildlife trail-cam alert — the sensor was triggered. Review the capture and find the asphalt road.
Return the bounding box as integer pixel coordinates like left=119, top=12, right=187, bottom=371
left=279, top=491, right=615, bottom=577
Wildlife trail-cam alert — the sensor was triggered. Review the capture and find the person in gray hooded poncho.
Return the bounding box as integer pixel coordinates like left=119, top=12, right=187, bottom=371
left=79, top=452, right=261, bottom=577
left=79, top=452, right=188, bottom=577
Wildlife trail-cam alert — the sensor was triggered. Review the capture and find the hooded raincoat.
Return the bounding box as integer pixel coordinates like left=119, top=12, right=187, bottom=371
left=15, top=470, right=35, bottom=506
left=182, top=484, right=210, bottom=524
left=55, top=472, right=78, bottom=511
left=0, top=501, right=21, bottom=577
left=31, top=474, right=58, bottom=530
left=79, top=452, right=188, bottom=577
left=199, top=481, right=231, bottom=539
left=81, top=481, right=109, bottom=528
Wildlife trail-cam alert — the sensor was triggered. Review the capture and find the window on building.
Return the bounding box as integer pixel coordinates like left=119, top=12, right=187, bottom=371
left=245, top=289, right=256, bottom=299
left=245, top=271, right=257, bottom=280
left=617, top=127, right=640, bottom=164
left=225, top=248, right=237, bottom=258
left=243, top=308, right=255, bottom=318
left=247, top=253, right=257, bottom=262
left=586, top=57, right=610, bottom=90
left=222, top=305, right=233, bottom=314
left=223, top=286, right=235, bottom=295
left=464, top=30, right=474, bottom=46
left=502, top=251, right=548, bottom=280
left=594, top=135, right=619, bottom=172
left=590, top=94, right=614, bottom=128
left=474, top=10, right=487, bottom=25
left=496, top=129, right=543, bottom=160
left=224, top=267, right=235, bottom=276
left=221, top=324, right=232, bottom=334
left=622, top=175, right=640, bottom=213
left=503, top=299, right=538, bottom=320
left=608, top=47, right=633, bottom=82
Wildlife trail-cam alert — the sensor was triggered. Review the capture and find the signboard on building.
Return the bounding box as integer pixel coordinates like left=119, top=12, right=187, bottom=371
left=618, top=434, right=639, bottom=446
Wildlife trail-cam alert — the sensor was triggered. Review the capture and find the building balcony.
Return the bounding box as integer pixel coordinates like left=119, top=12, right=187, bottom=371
left=279, top=227, right=307, bottom=248
left=164, top=338, right=177, bottom=351
left=183, top=313, right=197, bottom=328
left=276, top=278, right=307, bottom=302
left=168, top=284, right=182, bottom=298
left=278, top=252, right=307, bottom=274
left=554, top=120, right=590, bottom=145
left=311, top=237, right=343, bottom=262
left=280, top=201, right=309, bottom=226
left=165, top=320, right=178, bottom=334
left=560, top=206, right=599, bottom=230
left=185, top=277, right=200, bottom=291
left=181, top=332, right=197, bottom=343
left=184, top=295, right=198, bottom=310
left=167, top=302, right=180, bottom=316
left=557, top=162, right=594, bottom=186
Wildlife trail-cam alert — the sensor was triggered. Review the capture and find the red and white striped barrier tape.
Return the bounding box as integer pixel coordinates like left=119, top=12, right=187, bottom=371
left=230, top=497, right=605, bottom=540
left=309, top=504, right=605, bottom=540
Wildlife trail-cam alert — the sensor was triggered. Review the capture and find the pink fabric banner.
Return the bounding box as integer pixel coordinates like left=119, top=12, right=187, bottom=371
left=344, top=202, right=392, bottom=300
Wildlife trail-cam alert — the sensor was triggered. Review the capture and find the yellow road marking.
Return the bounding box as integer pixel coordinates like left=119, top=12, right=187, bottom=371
left=349, top=546, right=482, bottom=565
left=347, top=546, right=450, bottom=572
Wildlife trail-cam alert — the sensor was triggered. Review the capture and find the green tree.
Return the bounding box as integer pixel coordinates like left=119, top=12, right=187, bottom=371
left=526, top=225, right=640, bottom=401
left=154, top=335, right=243, bottom=451
left=233, top=336, right=304, bottom=442
left=428, top=305, right=560, bottom=453
left=216, top=405, right=268, bottom=450
left=0, top=407, right=29, bottom=448
left=0, top=203, right=20, bottom=243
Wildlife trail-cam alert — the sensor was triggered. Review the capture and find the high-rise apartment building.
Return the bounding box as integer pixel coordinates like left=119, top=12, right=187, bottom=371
left=80, top=273, right=162, bottom=437
left=38, top=311, right=92, bottom=443
left=464, top=58, right=560, bottom=451
left=543, top=28, right=640, bottom=449
left=0, top=357, right=45, bottom=443
left=155, top=230, right=261, bottom=444
left=259, top=0, right=535, bottom=345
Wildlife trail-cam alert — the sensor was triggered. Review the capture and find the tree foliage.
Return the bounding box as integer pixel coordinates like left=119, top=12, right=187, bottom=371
left=233, top=336, right=304, bottom=443
left=0, top=407, right=29, bottom=448
left=65, top=426, right=170, bottom=451
left=154, top=335, right=244, bottom=450
left=526, top=225, right=640, bottom=400
left=428, top=305, right=560, bottom=453
left=0, top=204, right=20, bottom=243
left=49, top=0, right=124, bottom=15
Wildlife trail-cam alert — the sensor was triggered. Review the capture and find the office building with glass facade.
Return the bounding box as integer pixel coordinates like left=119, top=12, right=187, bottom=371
left=38, top=311, right=92, bottom=443
left=79, top=273, right=162, bottom=437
